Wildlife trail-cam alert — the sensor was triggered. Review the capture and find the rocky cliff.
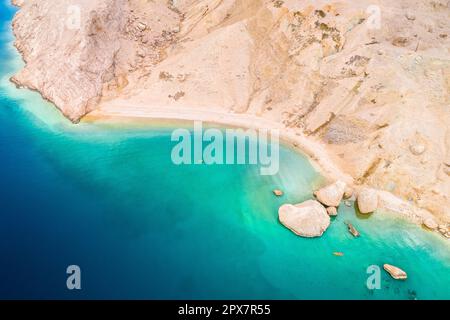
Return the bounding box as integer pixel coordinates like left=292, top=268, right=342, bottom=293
left=11, top=0, right=181, bottom=121
left=11, top=0, right=450, bottom=223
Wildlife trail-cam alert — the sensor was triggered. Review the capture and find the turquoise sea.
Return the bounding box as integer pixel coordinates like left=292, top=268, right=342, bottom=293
left=0, top=2, right=448, bottom=299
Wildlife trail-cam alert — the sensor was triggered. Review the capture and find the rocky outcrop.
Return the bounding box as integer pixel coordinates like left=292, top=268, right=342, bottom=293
left=314, top=181, right=346, bottom=207
left=383, top=264, right=408, bottom=280
left=11, top=0, right=180, bottom=122
left=279, top=200, right=330, bottom=238
left=357, top=188, right=378, bottom=214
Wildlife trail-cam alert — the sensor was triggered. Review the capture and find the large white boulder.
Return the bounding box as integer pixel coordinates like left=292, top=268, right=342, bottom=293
left=279, top=200, right=330, bottom=238
left=357, top=188, right=378, bottom=214
left=314, top=181, right=346, bottom=207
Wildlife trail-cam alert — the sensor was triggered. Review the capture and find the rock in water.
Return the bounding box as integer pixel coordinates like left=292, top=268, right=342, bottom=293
left=327, top=207, right=338, bottom=216
left=384, top=264, right=408, bottom=280
left=273, top=189, right=284, bottom=197
left=346, top=222, right=360, bottom=237
left=357, top=188, right=378, bottom=214
left=314, top=181, right=346, bottom=207
left=279, top=200, right=330, bottom=238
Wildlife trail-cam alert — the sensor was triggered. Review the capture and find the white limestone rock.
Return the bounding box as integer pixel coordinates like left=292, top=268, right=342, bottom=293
left=314, top=181, right=346, bottom=207
left=279, top=200, right=330, bottom=238
left=357, top=188, right=378, bottom=214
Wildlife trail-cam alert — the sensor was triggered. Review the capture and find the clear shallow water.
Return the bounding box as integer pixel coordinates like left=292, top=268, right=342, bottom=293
left=0, top=3, right=449, bottom=300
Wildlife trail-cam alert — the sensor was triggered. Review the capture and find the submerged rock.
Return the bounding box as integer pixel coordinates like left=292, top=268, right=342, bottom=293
left=273, top=189, right=284, bottom=197
left=279, top=200, right=330, bottom=238
left=384, top=264, right=408, bottom=280
left=333, top=252, right=344, bottom=257
left=327, top=207, right=338, bottom=216
left=357, top=188, right=378, bottom=214
left=346, top=222, right=360, bottom=237
left=314, top=181, right=346, bottom=207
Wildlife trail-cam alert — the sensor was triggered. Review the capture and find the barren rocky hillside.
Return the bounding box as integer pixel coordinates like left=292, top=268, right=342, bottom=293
left=10, top=0, right=450, bottom=223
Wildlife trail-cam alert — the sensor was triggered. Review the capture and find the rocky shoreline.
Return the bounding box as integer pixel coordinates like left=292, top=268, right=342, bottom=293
left=85, top=107, right=449, bottom=238
left=278, top=180, right=450, bottom=239
left=9, top=0, right=450, bottom=232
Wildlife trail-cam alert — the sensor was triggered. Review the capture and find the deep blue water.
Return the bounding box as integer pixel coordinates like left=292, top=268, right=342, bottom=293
left=0, top=2, right=448, bottom=300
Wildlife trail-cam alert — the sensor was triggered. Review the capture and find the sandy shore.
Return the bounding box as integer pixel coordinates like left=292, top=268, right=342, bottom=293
left=86, top=104, right=353, bottom=181
left=85, top=103, right=441, bottom=230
